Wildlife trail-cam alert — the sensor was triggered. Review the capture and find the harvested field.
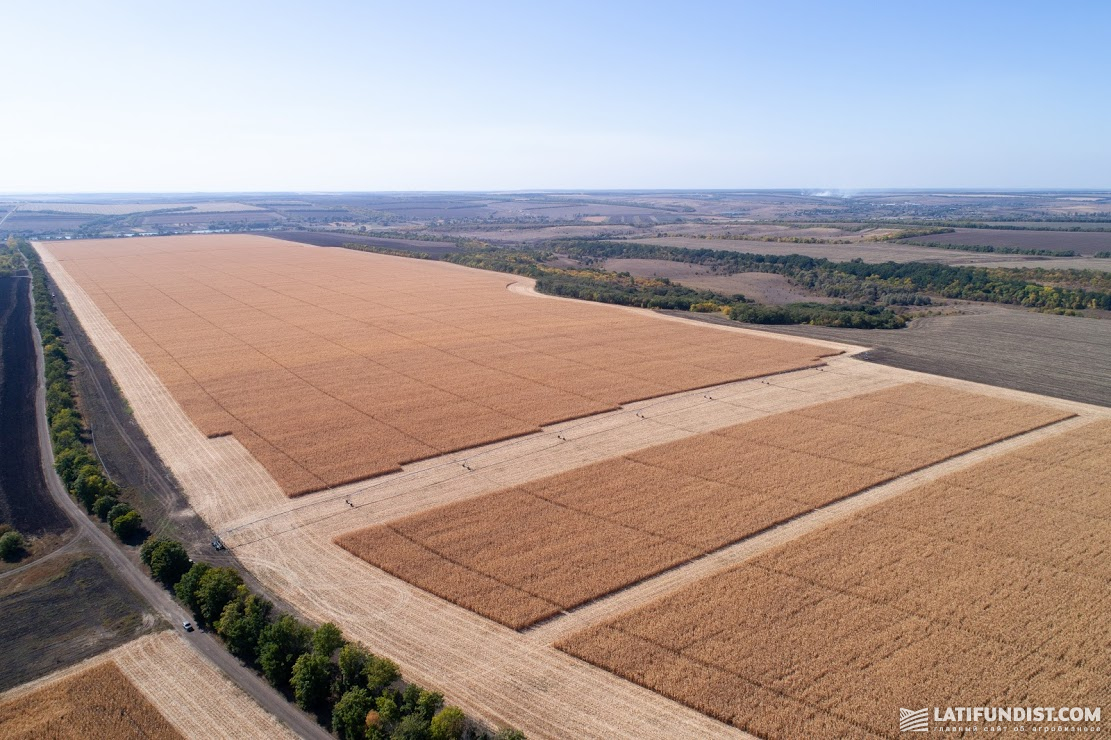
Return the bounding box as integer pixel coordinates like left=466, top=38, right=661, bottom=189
left=0, top=554, right=157, bottom=691
left=0, top=631, right=296, bottom=740
left=557, top=419, right=1111, bottom=739
left=43, top=234, right=831, bottom=496
left=903, top=226, right=1111, bottom=255
left=0, top=662, right=181, bottom=739
left=338, top=382, right=1072, bottom=629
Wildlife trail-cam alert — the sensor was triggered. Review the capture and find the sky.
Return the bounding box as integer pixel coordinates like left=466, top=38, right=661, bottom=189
left=1, top=0, right=1109, bottom=192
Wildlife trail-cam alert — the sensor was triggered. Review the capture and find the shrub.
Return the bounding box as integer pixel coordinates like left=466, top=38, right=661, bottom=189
left=0, top=531, right=25, bottom=561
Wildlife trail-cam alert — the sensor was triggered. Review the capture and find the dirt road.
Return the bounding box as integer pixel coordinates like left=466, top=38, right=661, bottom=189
left=26, top=277, right=328, bottom=740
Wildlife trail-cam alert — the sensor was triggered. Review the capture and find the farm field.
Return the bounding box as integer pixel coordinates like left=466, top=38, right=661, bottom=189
left=42, top=234, right=830, bottom=496
left=0, top=662, right=180, bottom=739
left=0, top=631, right=295, bottom=739
left=902, top=226, right=1111, bottom=255
left=557, top=419, right=1111, bottom=739
left=679, top=302, right=1111, bottom=407
left=0, top=273, right=69, bottom=540
left=0, top=553, right=158, bottom=692
left=338, top=383, right=1072, bottom=629
left=38, top=227, right=1111, bottom=739
left=639, top=236, right=1111, bottom=271
left=601, top=258, right=834, bottom=304
left=9, top=201, right=264, bottom=215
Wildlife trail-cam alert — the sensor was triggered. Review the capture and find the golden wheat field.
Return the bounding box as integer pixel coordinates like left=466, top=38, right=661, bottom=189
left=0, top=662, right=182, bottom=740
left=47, top=234, right=831, bottom=495
left=556, top=419, right=1111, bottom=739
left=337, top=383, right=1072, bottom=629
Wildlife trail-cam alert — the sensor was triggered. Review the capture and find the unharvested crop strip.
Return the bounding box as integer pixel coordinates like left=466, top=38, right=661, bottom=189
left=50, top=235, right=831, bottom=496
left=339, top=382, right=1073, bottom=629
left=556, top=419, right=1111, bottom=739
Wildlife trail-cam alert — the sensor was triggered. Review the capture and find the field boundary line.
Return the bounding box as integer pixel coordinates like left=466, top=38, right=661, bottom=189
left=524, top=413, right=1095, bottom=645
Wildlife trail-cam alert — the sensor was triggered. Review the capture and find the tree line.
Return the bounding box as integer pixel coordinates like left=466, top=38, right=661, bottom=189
left=141, top=536, right=522, bottom=740
left=550, top=239, right=1111, bottom=311
left=14, top=237, right=144, bottom=542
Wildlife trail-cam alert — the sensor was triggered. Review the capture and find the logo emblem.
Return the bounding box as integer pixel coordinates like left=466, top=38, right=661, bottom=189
left=900, top=708, right=929, bottom=732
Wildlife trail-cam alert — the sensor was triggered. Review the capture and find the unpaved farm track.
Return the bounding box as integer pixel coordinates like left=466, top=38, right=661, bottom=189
left=37, top=238, right=1111, bottom=740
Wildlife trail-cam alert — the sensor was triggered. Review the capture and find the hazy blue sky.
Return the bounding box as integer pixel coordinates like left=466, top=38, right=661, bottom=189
left=2, top=0, right=1108, bottom=192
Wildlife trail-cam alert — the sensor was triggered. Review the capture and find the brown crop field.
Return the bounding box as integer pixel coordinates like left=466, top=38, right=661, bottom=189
left=338, top=382, right=1072, bottom=629
left=557, top=419, right=1111, bottom=739
left=0, top=661, right=181, bottom=739
left=44, top=234, right=831, bottom=496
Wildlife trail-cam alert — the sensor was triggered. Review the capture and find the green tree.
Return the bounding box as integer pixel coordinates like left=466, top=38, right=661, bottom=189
left=148, top=540, right=190, bottom=587
left=391, top=714, right=431, bottom=740
left=364, top=655, right=400, bottom=697
left=140, top=537, right=170, bottom=567
left=93, top=495, right=119, bottom=521
left=195, top=566, right=243, bottom=624
left=313, top=622, right=344, bottom=657
left=74, top=467, right=118, bottom=512
left=107, top=501, right=133, bottom=524
left=416, top=690, right=443, bottom=721
left=111, top=510, right=143, bottom=540
left=428, top=706, right=465, bottom=740
left=374, top=694, right=399, bottom=727
left=291, top=651, right=333, bottom=710
left=337, top=643, right=371, bottom=694
left=0, top=531, right=25, bottom=561
left=175, top=561, right=212, bottom=618
left=333, top=686, right=376, bottom=740
left=49, top=408, right=80, bottom=440
left=400, top=684, right=422, bottom=715
left=492, top=729, right=526, bottom=740
left=216, top=586, right=273, bottom=662
left=54, top=446, right=95, bottom=485
left=258, top=614, right=312, bottom=688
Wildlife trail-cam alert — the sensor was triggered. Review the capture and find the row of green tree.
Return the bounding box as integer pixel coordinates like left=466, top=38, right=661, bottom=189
left=14, top=237, right=144, bottom=541
left=140, top=537, right=521, bottom=740
left=552, top=240, right=1111, bottom=311
left=444, top=249, right=746, bottom=310
left=902, top=239, right=1077, bottom=257
left=728, top=302, right=907, bottom=329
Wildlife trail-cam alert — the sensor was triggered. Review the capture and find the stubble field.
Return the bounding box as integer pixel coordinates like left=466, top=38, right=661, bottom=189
left=557, top=419, right=1111, bottom=738
left=338, top=383, right=1072, bottom=629
left=46, top=235, right=830, bottom=496
left=0, top=631, right=295, bottom=739
left=0, top=661, right=181, bottom=739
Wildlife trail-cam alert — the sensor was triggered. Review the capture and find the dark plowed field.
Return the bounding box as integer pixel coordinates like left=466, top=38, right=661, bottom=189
left=264, top=230, right=461, bottom=257
left=0, top=274, right=67, bottom=535
left=674, top=306, right=1111, bottom=408
left=904, top=227, right=1111, bottom=255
